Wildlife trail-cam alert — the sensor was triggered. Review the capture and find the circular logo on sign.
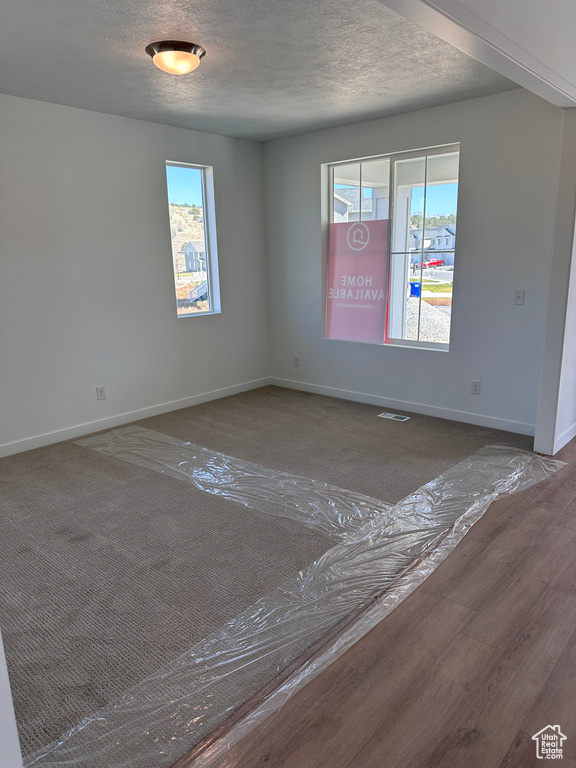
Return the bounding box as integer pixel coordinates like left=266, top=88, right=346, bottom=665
left=347, top=222, right=370, bottom=251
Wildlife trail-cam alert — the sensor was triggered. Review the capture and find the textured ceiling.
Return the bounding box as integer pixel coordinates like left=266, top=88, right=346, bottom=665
left=0, top=0, right=518, bottom=141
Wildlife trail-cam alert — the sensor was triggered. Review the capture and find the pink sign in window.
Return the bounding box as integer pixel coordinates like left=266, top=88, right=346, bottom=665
left=325, top=220, right=390, bottom=343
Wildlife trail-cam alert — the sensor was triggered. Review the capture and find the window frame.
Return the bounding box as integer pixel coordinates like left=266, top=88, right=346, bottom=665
left=326, top=143, right=459, bottom=351
left=165, top=161, right=221, bottom=318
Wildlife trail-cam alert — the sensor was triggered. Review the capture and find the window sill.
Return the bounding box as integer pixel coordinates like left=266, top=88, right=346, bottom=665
left=386, top=338, right=449, bottom=352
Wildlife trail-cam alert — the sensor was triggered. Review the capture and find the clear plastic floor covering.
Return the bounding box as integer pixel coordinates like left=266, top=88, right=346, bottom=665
left=22, top=426, right=562, bottom=768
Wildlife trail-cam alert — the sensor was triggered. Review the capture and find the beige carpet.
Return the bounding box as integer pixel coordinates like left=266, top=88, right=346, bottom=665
left=1, top=441, right=331, bottom=756
left=138, top=386, right=533, bottom=503
left=0, top=386, right=533, bottom=758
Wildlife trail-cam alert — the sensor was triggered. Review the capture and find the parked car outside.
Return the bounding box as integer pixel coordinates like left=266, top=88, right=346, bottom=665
left=415, top=258, right=445, bottom=268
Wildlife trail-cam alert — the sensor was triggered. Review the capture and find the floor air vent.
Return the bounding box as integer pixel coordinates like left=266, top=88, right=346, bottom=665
left=377, top=412, right=410, bottom=422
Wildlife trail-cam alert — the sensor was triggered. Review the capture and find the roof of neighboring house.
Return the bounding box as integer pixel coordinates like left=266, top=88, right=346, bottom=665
left=333, top=192, right=353, bottom=208
left=333, top=187, right=373, bottom=213
left=183, top=241, right=206, bottom=253
left=411, top=224, right=456, bottom=239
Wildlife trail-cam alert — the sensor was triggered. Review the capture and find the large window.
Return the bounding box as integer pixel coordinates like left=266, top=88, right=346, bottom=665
left=326, top=145, right=459, bottom=349
left=165, top=162, right=220, bottom=318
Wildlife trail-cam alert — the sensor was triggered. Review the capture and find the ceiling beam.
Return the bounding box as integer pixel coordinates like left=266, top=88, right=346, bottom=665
left=378, top=0, right=576, bottom=108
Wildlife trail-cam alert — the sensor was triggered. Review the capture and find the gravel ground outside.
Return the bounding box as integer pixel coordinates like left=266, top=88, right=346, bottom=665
left=405, top=297, right=451, bottom=343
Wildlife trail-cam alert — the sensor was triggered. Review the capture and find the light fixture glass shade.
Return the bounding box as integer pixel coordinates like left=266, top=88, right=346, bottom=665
left=145, top=42, right=206, bottom=75
left=153, top=50, right=200, bottom=74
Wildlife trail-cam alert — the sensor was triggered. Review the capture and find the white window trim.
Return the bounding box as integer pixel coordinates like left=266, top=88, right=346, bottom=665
left=166, top=161, right=221, bottom=318
left=326, top=143, right=459, bottom=351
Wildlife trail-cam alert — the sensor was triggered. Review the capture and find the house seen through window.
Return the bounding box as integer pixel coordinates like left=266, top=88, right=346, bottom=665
left=165, top=162, right=220, bottom=318
left=326, top=145, right=459, bottom=349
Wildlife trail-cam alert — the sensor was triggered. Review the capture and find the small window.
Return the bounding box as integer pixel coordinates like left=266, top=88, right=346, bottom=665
left=165, top=162, right=220, bottom=318
left=325, top=145, right=459, bottom=349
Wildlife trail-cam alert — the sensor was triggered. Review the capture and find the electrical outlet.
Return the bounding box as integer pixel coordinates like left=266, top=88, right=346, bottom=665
left=471, top=380, right=481, bottom=395
left=293, top=355, right=300, bottom=367
left=96, top=386, right=106, bottom=401
left=513, top=289, right=525, bottom=305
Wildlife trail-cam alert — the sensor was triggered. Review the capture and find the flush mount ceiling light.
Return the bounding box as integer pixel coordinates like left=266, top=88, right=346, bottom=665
left=145, top=41, right=206, bottom=75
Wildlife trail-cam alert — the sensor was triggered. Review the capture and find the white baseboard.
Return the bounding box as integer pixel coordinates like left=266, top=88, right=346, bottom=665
left=553, top=421, right=576, bottom=455
left=270, top=377, right=536, bottom=437
left=1, top=375, right=537, bottom=458
left=0, top=377, right=272, bottom=458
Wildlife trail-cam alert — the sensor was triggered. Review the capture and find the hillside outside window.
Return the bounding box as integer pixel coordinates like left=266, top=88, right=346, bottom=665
left=165, top=162, right=221, bottom=318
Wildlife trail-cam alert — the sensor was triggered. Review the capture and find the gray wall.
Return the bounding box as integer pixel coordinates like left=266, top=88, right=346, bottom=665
left=0, top=94, right=270, bottom=454
left=1, top=88, right=574, bottom=453
left=264, top=89, right=564, bottom=435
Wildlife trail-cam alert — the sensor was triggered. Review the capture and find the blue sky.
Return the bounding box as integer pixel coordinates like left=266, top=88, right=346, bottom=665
left=411, top=183, right=458, bottom=216
left=165, top=165, right=204, bottom=206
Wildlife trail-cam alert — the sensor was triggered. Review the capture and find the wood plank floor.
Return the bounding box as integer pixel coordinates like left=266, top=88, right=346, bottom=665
left=179, top=438, right=576, bottom=768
